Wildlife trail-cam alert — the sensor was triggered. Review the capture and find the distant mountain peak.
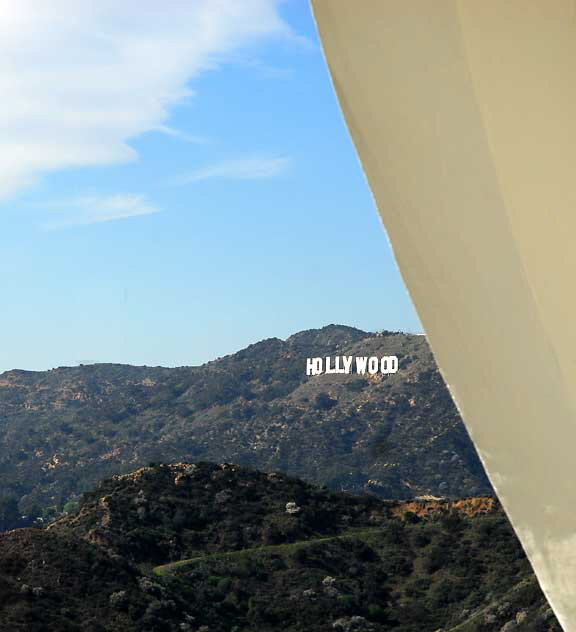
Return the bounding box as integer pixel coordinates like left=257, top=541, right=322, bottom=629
left=285, top=323, right=369, bottom=348
left=0, top=325, right=491, bottom=533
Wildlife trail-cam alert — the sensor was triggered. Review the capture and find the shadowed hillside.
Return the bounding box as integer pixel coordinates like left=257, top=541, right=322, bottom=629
left=0, top=463, right=558, bottom=632
left=0, top=325, right=491, bottom=526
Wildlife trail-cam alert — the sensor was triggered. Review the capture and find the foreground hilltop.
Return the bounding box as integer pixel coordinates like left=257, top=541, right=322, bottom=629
left=0, top=463, right=559, bottom=631
left=0, top=325, right=491, bottom=523
left=48, top=461, right=394, bottom=564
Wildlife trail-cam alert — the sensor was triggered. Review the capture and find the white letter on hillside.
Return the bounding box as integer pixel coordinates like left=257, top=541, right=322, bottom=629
left=325, top=356, right=337, bottom=374
left=381, top=356, right=399, bottom=374
left=307, top=357, right=322, bottom=376
left=342, top=356, right=353, bottom=374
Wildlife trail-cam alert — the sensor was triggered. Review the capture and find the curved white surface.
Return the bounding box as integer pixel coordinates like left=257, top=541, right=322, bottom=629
left=312, top=2, right=576, bottom=629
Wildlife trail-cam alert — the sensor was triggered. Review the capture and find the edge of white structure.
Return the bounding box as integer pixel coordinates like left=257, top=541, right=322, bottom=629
left=311, top=2, right=576, bottom=629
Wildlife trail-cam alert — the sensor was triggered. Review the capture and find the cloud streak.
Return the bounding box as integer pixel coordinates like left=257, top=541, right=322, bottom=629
left=0, top=1, right=291, bottom=200
left=174, top=155, right=291, bottom=184
left=41, top=193, right=159, bottom=229
left=153, top=126, right=209, bottom=144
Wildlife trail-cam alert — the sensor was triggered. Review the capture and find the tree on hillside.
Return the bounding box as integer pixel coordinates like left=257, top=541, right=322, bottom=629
left=314, top=392, right=337, bottom=410
left=0, top=495, right=20, bottom=531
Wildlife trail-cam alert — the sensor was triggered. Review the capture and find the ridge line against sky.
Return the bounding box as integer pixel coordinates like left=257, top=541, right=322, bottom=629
left=0, top=1, right=421, bottom=372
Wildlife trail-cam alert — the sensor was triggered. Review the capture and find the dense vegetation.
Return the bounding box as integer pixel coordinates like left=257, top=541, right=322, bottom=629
left=0, top=326, right=559, bottom=629
left=0, top=463, right=559, bottom=631
left=0, top=325, right=491, bottom=527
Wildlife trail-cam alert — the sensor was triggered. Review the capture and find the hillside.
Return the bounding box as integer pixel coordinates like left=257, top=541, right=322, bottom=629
left=0, top=528, right=191, bottom=632
left=0, top=325, right=491, bottom=525
left=0, top=463, right=559, bottom=631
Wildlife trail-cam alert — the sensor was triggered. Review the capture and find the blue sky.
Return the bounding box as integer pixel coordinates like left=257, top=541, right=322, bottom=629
left=0, top=1, right=420, bottom=372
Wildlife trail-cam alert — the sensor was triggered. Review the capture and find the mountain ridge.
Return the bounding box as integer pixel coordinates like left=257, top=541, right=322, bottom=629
left=0, top=462, right=559, bottom=631
left=0, top=325, right=491, bottom=527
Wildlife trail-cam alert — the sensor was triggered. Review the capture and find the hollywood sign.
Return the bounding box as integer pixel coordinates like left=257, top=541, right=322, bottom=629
left=306, top=355, right=399, bottom=376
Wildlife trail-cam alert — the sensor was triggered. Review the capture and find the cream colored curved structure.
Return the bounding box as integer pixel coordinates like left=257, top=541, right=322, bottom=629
left=312, top=1, right=576, bottom=629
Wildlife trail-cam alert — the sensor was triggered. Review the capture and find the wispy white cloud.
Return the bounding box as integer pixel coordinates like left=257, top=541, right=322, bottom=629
left=174, top=155, right=291, bottom=184
left=152, top=125, right=209, bottom=144
left=0, top=1, right=292, bottom=200
left=237, top=57, right=295, bottom=80
left=41, top=193, right=159, bottom=230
